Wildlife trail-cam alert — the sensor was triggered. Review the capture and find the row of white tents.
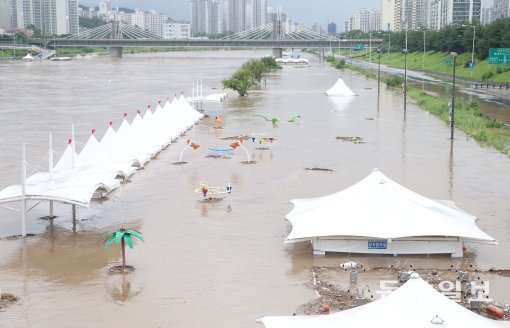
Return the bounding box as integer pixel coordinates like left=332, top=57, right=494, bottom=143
left=0, top=95, right=203, bottom=222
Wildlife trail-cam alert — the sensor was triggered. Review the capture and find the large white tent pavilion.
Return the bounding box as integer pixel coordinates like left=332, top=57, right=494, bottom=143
left=285, top=169, right=496, bottom=257
left=0, top=96, right=203, bottom=236
left=260, top=273, right=510, bottom=328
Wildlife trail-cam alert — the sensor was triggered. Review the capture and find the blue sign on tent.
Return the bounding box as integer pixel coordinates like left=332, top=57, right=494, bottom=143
left=368, top=240, right=387, bottom=249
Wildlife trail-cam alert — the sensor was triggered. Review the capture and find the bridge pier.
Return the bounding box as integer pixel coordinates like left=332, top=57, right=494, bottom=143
left=272, top=48, right=283, bottom=59
left=109, top=47, right=123, bottom=58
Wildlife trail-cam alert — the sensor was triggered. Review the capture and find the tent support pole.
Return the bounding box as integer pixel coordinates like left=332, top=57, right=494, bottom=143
left=72, top=204, right=76, bottom=219
left=71, top=125, right=76, bottom=169
left=49, top=132, right=54, bottom=218
left=21, top=143, right=27, bottom=237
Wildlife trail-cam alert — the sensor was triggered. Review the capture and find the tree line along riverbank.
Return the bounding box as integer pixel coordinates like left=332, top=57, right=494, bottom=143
left=324, top=56, right=510, bottom=157
left=221, top=56, right=281, bottom=96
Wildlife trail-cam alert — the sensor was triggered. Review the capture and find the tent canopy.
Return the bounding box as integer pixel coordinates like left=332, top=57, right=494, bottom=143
left=325, top=77, right=356, bottom=96
left=261, top=273, right=510, bottom=328
left=286, top=169, right=496, bottom=244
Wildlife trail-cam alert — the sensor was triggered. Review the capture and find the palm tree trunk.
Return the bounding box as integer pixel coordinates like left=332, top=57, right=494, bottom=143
left=121, top=238, right=126, bottom=271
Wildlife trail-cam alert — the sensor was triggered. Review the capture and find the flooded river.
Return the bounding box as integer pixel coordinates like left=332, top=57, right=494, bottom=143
left=0, top=51, right=509, bottom=327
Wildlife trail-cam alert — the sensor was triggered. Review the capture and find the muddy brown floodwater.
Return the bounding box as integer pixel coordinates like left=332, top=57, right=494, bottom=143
left=0, top=51, right=509, bottom=327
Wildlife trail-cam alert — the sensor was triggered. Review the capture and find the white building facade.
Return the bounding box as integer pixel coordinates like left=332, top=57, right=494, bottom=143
left=428, top=0, right=481, bottom=30
left=7, top=0, right=78, bottom=35
left=191, top=0, right=221, bottom=36
left=345, top=8, right=381, bottom=32
left=493, top=0, right=510, bottom=19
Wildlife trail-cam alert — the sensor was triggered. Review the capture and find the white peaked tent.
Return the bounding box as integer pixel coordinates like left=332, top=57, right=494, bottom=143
left=325, top=77, right=357, bottom=96
left=260, top=273, right=510, bottom=328
left=285, top=169, right=496, bottom=257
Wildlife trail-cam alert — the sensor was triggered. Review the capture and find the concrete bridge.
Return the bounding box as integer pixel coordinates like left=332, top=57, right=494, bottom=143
left=43, top=38, right=382, bottom=57
left=27, top=18, right=382, bottom=58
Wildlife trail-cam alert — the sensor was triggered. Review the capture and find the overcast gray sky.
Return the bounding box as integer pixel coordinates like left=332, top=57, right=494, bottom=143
left=80, top=0, right=494, bottom=31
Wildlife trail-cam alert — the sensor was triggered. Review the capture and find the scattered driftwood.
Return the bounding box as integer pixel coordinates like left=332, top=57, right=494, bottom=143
left=221, top=135, right=248, bottom=140
left=364, top=117, right=375, bottom=120
left=486, top=269, right=510, bottom=277
left=205, top=155, right=231, bottom=159
left=197, top=197, right=224, bottom=204
left=255, top=147, right=270, bottom=150
left=172, top=161, right=188, bottom=165
left=336, top=136, right=364, bottom=144
left=0, top=293, right=20, bottom=309
left=213, top=127, right=223, bottom=129
left=306, top=167, right=333, bottom=172
left=240, top=160, right=257, bottom=165
left=1, top=233, right=36, bottom=240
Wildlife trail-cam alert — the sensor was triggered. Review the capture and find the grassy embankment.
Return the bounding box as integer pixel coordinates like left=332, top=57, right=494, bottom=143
left=326, top=55, right=510, bottom=156
left=336, top=48, right=510, bottom=82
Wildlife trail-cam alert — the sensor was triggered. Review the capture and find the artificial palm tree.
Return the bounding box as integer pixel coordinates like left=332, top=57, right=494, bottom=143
left=102, top=227, right=144, bottom=271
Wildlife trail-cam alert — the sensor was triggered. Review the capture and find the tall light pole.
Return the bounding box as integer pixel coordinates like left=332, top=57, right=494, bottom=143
left=369, top=32, right=373, bottom=63
left=450, top=52, right=458, bottom=139
left=377, top=48, right=382, bottom=105
left=423, top=30, right=426, bottom=70
left=462, top=24, right=476, bottom=77
left=387, top=33, right=391, bottom=66
left=403, top=48, right=408, bottom=117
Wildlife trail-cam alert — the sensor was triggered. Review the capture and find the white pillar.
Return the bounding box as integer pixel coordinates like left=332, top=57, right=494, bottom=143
left=200, top=77, right=203, bottom=97
left=192, top=80, right=195, bottom=98
left=21, top=143, right=27, bottom=237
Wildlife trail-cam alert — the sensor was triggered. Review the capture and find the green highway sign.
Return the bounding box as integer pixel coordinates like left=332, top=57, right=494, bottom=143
left=489, top=48, right=510, bottom=64
left=353, top=44, right=365, bottom=51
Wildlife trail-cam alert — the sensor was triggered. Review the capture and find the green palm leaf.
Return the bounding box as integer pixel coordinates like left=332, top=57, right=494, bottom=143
left=115, top=230, right=124, bottom=243
left=104, top=235, right=116, bottom=249
left=124, top=234, right=134, bottom=249
left=253, top=114, right=270, bottom=121
left=125, top=230, right=144, bottom=242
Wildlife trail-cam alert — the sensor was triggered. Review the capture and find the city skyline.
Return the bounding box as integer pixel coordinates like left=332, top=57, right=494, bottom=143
left=79, top=0, right=380, bottom=29
left=79, top=0, right=495, bottom=31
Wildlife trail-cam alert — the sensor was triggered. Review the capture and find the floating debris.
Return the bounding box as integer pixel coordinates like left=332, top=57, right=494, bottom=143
left=172, top=161, right=188, bottom=165
left=221, top=135, right=249, bottom=140
left=336, top=136, right=365, bottom=144
left=364, top=117, right=375, bottom=120
left=255, top=147, right=270, bottom=150
left=205, top=155, right=231, bottom=159
left=305, top=167, right=333, bottom=172
left=109, top=265, right=135, bottom=274
left=198, top=197, right=224, bottom=204
left=0, top=293, right=19, bottom=309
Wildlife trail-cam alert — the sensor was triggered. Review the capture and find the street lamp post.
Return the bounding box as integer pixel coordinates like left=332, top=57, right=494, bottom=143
left=423, top=30, right=426, bottom=70
left=462, top=24, right=476, bottom=77
left=387, top=33, right=391, bottom=66
left=403, top=48, right=408, bottom=117
left=369, top=33, right=372, bottom=63
left=377, top=48, right=382, bottom=105
left=450, top=52, right=458, bottom=139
